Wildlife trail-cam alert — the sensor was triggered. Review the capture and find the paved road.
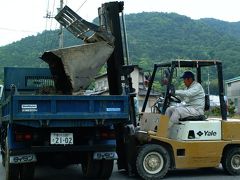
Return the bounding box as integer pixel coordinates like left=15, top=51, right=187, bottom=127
left=0, top=156, right=240, bottom=180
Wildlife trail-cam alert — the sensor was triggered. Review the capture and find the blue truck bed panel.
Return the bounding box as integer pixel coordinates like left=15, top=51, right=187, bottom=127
left=1, top=95, right=129, bottom=127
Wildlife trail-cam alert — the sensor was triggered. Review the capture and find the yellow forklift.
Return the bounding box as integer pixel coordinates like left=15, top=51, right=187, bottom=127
left=135, top=60, right=240, bottom=179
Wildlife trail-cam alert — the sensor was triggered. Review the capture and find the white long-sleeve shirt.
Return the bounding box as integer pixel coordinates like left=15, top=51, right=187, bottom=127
left=175, top=81, right=205, bottom=114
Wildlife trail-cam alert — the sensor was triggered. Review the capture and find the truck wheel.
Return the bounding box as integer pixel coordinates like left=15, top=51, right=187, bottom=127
left=1, top=132, right=6, bottom=167
left=99, top=160, right=114, bottom=179
left=19, top=163, right=35, bottom=180
left=222, top=147, right=240, bottom=175
left=2, top=152, right=5, bottom=167
left=136, top=144, right=170, bottom=180
left=81, top=153, right=101, bottom=178
left=2, top=146, right=6, bottom=167
left=5, top=137, right=20, bottom=180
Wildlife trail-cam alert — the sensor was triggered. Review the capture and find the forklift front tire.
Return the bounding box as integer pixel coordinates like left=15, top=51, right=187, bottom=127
left=136, top=144, right=170, bottom=180
left=222, top=147, right=240, bottom=175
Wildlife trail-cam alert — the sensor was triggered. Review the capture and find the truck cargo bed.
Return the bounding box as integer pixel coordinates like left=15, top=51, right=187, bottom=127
left=1, top=95, right=129, bottom=127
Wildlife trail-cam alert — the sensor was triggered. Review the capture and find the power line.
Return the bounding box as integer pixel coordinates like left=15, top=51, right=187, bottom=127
left=0, top=27, right=37, bottom=33
left=43, top=0, right=57, bottom=51
left=76, top=0, right=89, bottom=13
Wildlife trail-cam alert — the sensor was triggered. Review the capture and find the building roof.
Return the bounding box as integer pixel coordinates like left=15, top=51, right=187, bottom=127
left=138, top=88, right=161, bottom=96
left=95, top=65, right=143, bottom=80
left=225, top=76, right=240, bottom=84
left=95, top=73, right=107, bottom=80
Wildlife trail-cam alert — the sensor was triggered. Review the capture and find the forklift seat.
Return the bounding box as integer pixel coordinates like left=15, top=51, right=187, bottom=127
left=179, top=115, right=206, bottom=121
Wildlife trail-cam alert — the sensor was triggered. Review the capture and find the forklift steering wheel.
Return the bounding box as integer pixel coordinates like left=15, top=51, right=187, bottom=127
left=169, top=95, right=181, bottom=103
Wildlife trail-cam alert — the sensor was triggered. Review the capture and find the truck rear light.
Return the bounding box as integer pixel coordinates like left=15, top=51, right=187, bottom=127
left=15, top=133, right=32, bottom=142
left=100, top=131, right=116, bottom=139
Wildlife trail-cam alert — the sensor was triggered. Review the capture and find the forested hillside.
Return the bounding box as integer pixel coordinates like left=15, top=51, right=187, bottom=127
left=199, top=18, right=240, bottom=40
left=0, top=12, right=240, bottom=82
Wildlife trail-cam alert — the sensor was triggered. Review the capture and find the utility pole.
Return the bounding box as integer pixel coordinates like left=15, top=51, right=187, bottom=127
left=59, top=0, right=64, bottom=48
left=207, top=67, right=210, bottom=95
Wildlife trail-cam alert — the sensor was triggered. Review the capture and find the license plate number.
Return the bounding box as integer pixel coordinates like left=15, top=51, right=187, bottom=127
left=93, top=152, right=118, bottom=160
left=50, top=133, right=73, bottom=145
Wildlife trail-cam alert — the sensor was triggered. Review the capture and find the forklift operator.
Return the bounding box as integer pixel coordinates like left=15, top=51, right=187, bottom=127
left=165, top=71, right=205, bottom=128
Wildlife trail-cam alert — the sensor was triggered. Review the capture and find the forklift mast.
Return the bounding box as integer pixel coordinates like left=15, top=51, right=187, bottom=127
left=100, top=2, right=125, bottom=95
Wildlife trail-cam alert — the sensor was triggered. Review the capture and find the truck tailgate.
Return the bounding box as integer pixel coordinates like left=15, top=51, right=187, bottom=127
left=1, top=95, right=129, bottom=127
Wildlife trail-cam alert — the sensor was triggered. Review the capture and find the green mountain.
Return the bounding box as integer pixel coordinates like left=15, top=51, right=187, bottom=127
left=199, top=18, right=240, bottom=40
left=125, top=13, right=240, bottom=79
left=0, top=12, right=240, bottom=82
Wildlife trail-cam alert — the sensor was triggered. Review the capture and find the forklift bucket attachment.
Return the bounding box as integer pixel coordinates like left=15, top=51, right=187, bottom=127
left=55, top=5, right=114, bottom=45
left=41, top=41, right=114, bottom=94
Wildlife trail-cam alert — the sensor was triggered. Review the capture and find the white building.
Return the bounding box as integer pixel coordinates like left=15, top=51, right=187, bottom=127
left=94, top=65, right=160, bottom=112
left=225, top=76, right=240, bottom=113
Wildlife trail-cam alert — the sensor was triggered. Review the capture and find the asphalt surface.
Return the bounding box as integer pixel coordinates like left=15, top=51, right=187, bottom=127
left=1, top=156, right=240, bottom=180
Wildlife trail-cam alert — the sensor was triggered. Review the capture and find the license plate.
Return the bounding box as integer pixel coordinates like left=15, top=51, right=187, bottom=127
left=50, top=133, right=73, bottom=145
left=10, top=154, right=37, bottom=164
left=93, top=152, right=118, bottom=160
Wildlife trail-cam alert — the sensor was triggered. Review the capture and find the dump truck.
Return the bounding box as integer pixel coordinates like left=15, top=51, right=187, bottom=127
left=0, top=2, right=136, bottom=180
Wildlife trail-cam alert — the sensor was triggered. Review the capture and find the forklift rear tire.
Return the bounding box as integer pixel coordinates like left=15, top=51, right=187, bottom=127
left=222, top=147, right=240, bottom=175
left=136, top=144, right=170, bottom=180
left=5, top=136, right=20, bottom=180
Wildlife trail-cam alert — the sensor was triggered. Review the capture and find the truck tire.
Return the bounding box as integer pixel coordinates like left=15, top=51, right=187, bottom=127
left=5, top=137, right=20, bottom=180
left=136, top=144, right=170, bottom=180
left=1, top=129, right=6, bottom=167
left=222, top=147, right=240, bottom=175
left=2, top=144, right=6, bottom=167
left=2, top=152, right=5, bottom=167
left=81, top=153, right=101, bottom=178
left=99, top=160, right=114, bottom=179
left=19, top=163, right=35, bottom=180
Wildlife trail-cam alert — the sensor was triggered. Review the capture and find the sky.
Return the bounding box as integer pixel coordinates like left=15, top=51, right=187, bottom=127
left=0, top=0, right=240, bottom=46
